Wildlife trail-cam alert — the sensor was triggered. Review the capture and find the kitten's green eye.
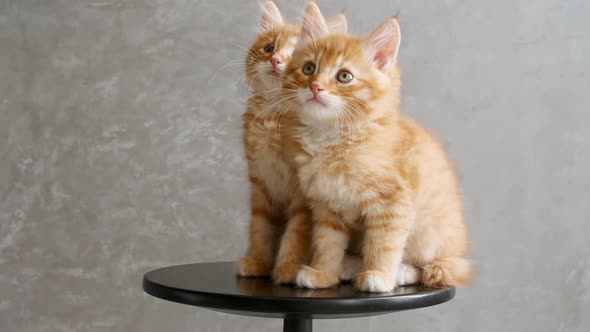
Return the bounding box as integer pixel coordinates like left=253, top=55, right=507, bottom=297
left=336, top=70, right=354, bottom=83
left=302, top=62, right=316, bottom=75
left=263, top=45, right=275, bottom=53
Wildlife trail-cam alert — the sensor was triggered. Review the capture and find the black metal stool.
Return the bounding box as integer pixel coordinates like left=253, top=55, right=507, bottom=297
left=143, top=262, right=455, bottom=332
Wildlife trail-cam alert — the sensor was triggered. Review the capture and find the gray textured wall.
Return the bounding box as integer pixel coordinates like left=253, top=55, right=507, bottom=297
left=1, top=0, right=589, bottom=331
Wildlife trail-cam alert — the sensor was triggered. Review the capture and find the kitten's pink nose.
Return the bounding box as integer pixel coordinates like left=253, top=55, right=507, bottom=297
left=310, top=84, right=324, bottom=97
left=271, top=57, right=282, bottom=69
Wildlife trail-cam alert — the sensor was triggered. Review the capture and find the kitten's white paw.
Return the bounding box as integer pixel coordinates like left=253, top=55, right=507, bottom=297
left=296, top=268, right=316, bottom=289
left=296, top=265, right=339, bottom=289
left=355, top=270, right=395, bottom=292
left=339, top=255, right=362, bottom=281
left=396, top=263, right=422, bottom=286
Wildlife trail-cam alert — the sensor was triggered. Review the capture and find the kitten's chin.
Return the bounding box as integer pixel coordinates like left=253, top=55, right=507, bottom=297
left=268, top=70, right=281, bottom=78
left=256, top=64, right=284, bottom=90
left=300, top=104, right=338, bottom=126
left=305, top=97, right=327, bottom=107
left=296, top=92, right=341, bottom=126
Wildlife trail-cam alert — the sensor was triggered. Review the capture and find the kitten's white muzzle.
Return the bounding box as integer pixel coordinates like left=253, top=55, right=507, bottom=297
left=297, top=89, right=345, bottom=125
left=256, top=62, right=284, bottom=88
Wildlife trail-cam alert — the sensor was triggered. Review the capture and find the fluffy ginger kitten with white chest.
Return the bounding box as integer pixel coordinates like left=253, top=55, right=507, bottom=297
left=279, top=2, right=471, bottom=292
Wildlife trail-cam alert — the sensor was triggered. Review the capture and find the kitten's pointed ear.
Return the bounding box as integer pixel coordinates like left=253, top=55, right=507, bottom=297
left=259, top=1, right=284, bottom=31
left=301, top=1, right=329, bottom=43
left=326, top=11, right=347, bottom=33
left=364, top=16, right=401, bottom=69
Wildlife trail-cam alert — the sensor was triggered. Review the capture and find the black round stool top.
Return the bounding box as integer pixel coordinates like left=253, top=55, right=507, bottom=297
left=143, top=261, right=455, bottom=319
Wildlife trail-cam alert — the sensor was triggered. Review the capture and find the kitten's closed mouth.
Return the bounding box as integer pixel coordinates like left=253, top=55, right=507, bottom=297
left=307, top=97, right=326, bottom=106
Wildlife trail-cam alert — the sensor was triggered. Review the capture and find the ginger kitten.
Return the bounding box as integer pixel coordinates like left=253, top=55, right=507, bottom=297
left=280, top=2, right=471, bottom=292
left=237, top=1, right=346, bottom=284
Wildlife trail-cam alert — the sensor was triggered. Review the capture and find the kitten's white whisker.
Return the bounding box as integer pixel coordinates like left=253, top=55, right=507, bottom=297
left=272, top=99, right=295, bottom=139
left=209, top=59, right=251, bottom=83
left=265, top=94, right=298, bottom=111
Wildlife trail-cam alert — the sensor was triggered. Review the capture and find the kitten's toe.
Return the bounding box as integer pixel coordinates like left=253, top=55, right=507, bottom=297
left=296, top=265, right=340, bottom=289
left=272, top=262, right=301, bottom=284
left=355, top=270, right=395, bottom=292
left=396, top=263, right=422, bottom=286
left=237, top=256, right=271, bottom=277
left=339, top=255, right=362, bottom=281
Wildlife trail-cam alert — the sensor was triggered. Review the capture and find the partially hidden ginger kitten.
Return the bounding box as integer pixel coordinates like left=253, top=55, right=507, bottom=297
left=280, top=2, right=471, bottom=292
left=237, top=1, right=347, bottom=284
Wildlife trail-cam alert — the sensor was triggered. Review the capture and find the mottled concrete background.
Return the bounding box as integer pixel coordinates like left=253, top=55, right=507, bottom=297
left=1, top=0, right=589, bottom=331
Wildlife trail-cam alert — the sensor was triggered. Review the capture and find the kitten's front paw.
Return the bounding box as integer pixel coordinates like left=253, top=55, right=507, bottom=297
left=272, top=262, right=301, bottom=284
left=237, top=256, right=271, bottom=277
left=355, top=270, right=395, bottom=292
left=296, top=265, right=340, bottom=289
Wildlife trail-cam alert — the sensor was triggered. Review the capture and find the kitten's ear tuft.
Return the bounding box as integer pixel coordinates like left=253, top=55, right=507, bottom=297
left=326, top=11, right=347, bottom=33
left=364, top=16, right=401, bottom=69
left=259, top=1, right=284, bottom=31
left=301, top=1, right=329, bottom=43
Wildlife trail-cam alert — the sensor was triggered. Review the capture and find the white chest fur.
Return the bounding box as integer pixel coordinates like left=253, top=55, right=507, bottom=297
left=296, top=128, right=364, bottom=222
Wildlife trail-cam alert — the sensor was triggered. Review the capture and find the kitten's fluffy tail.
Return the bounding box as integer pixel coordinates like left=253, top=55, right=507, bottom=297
left=422, top=257, right=471, bottom=288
